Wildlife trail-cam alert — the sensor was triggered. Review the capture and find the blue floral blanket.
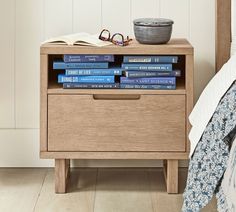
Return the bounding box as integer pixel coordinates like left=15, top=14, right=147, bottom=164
left=182, top=82, right=236, bottom=212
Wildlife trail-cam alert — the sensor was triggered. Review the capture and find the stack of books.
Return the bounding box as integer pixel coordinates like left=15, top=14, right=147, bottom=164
left=120, top=55, right=180, bottom=90
left=53, top=54, right=121, bottom=89
left=53, top=55, right=181, bottom=90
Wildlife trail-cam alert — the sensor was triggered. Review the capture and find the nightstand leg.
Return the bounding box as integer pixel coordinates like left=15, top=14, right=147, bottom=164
left=55, top=159, right=70, bottom=193
left=163, top=159, right=178, bottom=194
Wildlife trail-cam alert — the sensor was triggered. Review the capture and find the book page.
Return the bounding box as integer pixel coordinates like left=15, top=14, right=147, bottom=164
left=73, top=33, right=111, bottom=47
left=42, top=34, right=77, bottom=45
left=42, top=33, right=111, bottom=47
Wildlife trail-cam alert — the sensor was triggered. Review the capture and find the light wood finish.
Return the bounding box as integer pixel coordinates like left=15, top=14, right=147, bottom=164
left=41, top=39, right=193, bottom=55
left=94, top=168, right=153, bottom=212
left=185, top=54, right=194, bottom=152
left=55, top=159, right=70, bottom=193
left=216, top=0, right=231, bottom=72
left=40, top=54, right=48, bottom=151
left=0, top=169, right=47, bottom=212
left=35, top=169, right=97, bottom=212
left=40, top=151, right=189, bottom=159
left=48, top=95, right=185, bottom=152
left=40, top=39, right=194, bottom=193
left=0, top=168, right=217, bottom=212
left=48, top=84, right=186, bottom=94
left=148, top=169, right=217, bottom=212
left=163, top=160, right=179, bottom=194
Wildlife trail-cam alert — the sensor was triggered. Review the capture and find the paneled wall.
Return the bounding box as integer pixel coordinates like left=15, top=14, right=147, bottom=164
left=0, top=0, right=215, bottom=167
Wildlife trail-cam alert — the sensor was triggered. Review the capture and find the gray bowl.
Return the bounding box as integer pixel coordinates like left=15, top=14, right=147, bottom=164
left=133, top=18, right=174, bottom=44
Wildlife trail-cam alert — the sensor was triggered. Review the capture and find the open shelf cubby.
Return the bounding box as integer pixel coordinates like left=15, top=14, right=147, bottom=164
left=47, top=54, right=186, bottom=94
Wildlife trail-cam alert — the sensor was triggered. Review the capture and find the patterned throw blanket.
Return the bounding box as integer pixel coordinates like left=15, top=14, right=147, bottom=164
left=182, top=82, right=236, bottom=212
left=217, top=134, right=236, bottom=212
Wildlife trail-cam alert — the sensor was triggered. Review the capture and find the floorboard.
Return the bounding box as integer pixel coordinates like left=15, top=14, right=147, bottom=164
left=148, top=168, right=217, bottom=212
left=0, top=168, right=218, bottom=212
left=34, top=168, right=97, bottom=212
left=94, top=168, right=153, bottom=212
left=0, top=169, right=47, bottom=212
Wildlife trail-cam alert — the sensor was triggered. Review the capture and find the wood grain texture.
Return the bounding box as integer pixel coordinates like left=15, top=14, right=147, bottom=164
left=41, top=39, right=193, bottom=55
left=163, top=160, right=178, bottom=194
left=55, top=159, right=70, bottom=193
left=0, top=0, right=15, bottom=128
left=40, top=55, right=48, bottom=152
left=216, top=0, right=231, bottom=72
left=48, top=84, right=186, bottom=95
left=48, top=95, right=186, bottom=152
left=185, top=54, right=194, bottom=152
left=41, top=151, right=189, bottom=159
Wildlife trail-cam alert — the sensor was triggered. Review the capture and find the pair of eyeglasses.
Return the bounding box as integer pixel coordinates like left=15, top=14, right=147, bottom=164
left=99, top=29, right=132, bottom=46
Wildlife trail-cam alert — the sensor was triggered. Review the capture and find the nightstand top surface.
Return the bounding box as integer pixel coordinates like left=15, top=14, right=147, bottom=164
left=40, top=38, right=193, bottom=55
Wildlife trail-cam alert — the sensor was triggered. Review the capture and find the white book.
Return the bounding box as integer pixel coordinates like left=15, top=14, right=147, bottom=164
left=42, top=32, right=111, bottom=47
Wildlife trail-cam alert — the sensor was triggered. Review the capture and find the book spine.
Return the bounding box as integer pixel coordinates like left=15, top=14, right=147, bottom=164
left=120, top=84, right=176, bottom=90
left=63, top=54, right=114, bottom=62
left=120, top=77, right=176, bottom=85
left=53, top=62, right=109, bottom=69
left=63, top=83, right=119, bottom=89
left=123, top=56, right=178, bottom=63
left=65, top=69, right=122, bottom=76
left=121, top=63, right=172, bottom=71
left=125, top=70, right=181, bottom=77
left=58, top=75, right=115, bottom=83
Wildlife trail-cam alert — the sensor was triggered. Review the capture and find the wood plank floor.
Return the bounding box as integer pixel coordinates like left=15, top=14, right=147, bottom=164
left=0, top=168, right=217, bottom=212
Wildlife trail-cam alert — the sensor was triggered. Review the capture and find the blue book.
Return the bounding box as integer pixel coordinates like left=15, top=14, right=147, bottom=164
left=121, top=63, right=172, bottom=71
left=63, top=54, right=114, bottom=62
left=120, top=84, right=176, bottom=90
left=123, top=56, right=178, bottom=63
left=120, top=77, right=176, bottom=85
left=53, top=62, right=109, bottom=69
left=63, top=83, right=119, bottom=89
left=65, top=68, right=122, bottom=76
left=58, top=75, right=115, bottom=83
left=124, top=70, right=181, bottom=77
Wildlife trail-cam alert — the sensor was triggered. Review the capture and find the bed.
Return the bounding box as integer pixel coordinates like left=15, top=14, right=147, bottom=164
left=215, top=1, right=236, bottom=210
left=182, top=0, right=236, bottom=211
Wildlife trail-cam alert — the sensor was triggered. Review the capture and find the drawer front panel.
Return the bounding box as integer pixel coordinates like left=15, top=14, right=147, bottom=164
left=48, top=94, right=186, bottom=152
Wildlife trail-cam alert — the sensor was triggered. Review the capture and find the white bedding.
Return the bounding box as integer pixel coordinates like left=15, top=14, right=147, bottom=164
left=188, top=55, right=236, bottom=157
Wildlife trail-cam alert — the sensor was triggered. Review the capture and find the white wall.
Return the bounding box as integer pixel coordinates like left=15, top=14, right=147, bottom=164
left=0, top=0, right=215, bottom=167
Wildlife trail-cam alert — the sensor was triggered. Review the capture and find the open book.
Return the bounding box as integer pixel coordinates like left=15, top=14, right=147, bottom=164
left=42, top=32, right=111, bottom=47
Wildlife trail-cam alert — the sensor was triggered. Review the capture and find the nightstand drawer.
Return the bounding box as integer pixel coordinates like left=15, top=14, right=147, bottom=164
left=48, top=94, right=186, bottom=152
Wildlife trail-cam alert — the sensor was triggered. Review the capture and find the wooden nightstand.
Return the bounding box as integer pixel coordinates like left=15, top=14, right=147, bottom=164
left=40, top=39, right=194, bottom=194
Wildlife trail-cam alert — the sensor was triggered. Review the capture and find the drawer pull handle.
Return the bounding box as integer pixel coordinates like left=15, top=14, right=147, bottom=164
left=93, top=94, right=141, bottom=100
